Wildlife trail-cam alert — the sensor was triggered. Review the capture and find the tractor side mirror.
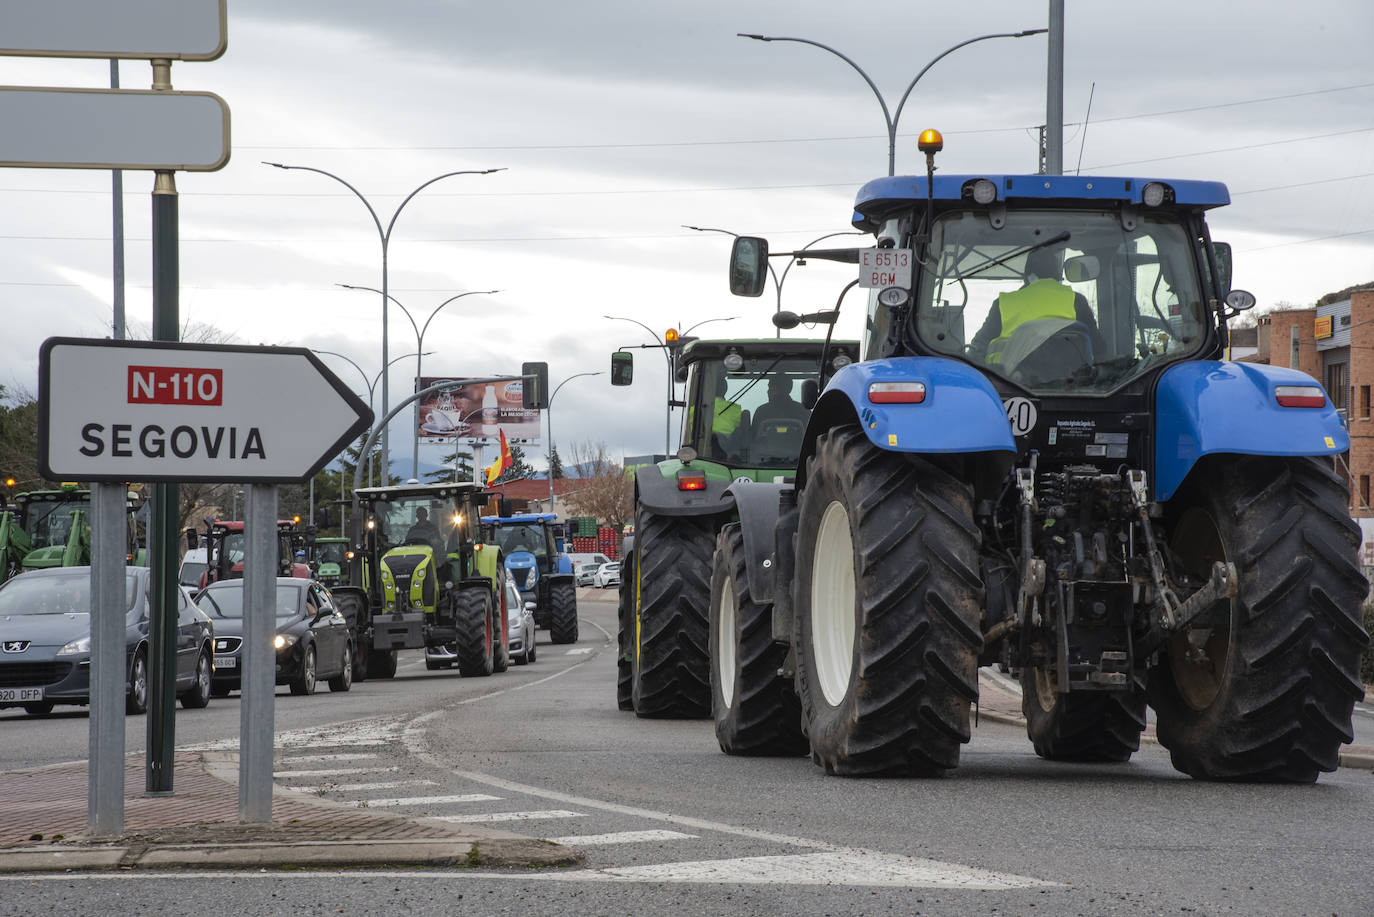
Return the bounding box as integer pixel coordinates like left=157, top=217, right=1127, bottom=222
left=729, top=236, right=769, bottom=297
left=801, top=379, right=820, bottom=410
left=1213, top=242, right=1233, bottom=296
left=315, top=506, right=332, bottom=529
left=611, top=351, right=634, bottom=386
left=184, top=528, right=198, bottom=550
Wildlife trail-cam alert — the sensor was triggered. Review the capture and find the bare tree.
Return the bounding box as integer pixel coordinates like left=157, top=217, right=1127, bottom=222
left=560, top=440, right=632, bottom=533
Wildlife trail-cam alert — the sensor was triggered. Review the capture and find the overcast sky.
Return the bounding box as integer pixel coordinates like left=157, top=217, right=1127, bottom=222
left=2, top=0, right=1372, bottom=475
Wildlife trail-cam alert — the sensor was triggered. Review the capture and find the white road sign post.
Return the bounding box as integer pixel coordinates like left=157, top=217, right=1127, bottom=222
left=39, top=338, right=372, bottom=824
left=39, top=339, right=373, bottom=484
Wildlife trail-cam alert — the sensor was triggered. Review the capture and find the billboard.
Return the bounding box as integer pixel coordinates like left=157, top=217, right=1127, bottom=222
left=416, top=376, right=541, bottom=445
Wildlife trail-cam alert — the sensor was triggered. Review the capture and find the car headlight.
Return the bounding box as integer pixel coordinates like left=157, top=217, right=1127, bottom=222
left=273, top=634, right=297, bottom=650
left=57, top=635, right=92, bottom=656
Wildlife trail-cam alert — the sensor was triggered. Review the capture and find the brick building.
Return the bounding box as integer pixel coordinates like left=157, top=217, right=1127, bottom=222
left=1247, top=290, right=1374, bottom=521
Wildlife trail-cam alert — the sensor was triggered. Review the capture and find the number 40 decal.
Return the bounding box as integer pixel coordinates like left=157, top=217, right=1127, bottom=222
left=1002, top=397, right=1037, bottom=437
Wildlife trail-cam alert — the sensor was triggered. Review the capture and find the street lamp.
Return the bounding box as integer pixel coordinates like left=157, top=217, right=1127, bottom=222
left=685, top=225, right=863, bottom=334
left=546, top=371, right=603, bottom=514
left=338, top=284, right=500, bottom=479
left=313, top=349, right=432, bottom=486
left=263, top=162, right=504, bottom=481
left=738, top=29, right=1046, bottom=176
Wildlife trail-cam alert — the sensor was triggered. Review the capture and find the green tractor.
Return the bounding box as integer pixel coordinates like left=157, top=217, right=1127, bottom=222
left=351, top=481, right=509, bottom=678
left=1, top=485, right=144, bottom=582
left=611, top=337, right=857, bottom=718
left=311, top=536, right=351, bottom=587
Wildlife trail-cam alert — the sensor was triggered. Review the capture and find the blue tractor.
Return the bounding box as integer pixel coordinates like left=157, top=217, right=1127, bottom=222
left=716, top=134, right=1369, bottom=782
left=481, top=512, right=578, bottom=644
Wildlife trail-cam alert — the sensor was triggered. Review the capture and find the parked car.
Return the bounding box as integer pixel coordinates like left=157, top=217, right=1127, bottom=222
left=196, top=577, right=353, bottom=696
left=0, top=566, right=213, bottom=716
left=506, top=575, right=537, bottom=665
left=593, top=562, right=621, bottom=588
left=575, top=564, right=599, bottom=587
left=425, top=572, right=515, bottom=672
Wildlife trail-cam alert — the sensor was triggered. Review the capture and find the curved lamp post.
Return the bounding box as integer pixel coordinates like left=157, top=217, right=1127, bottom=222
left=264, top=161, right=503, bottom=479
left=338, top=284, right=500, bottom=479
left=738, top=29, right=1046, bottom=176
left=546, top=371, right=603, bottom=513
left=313, top=349, right=432, bottom=486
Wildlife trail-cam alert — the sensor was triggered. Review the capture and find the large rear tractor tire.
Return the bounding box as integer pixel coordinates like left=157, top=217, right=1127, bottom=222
left=454, top=587, right=496, bottom=678
left=1150, top=456, right=1369, bottom=782
left=711, top=524, right=807, bottom=756
left=617, top=552, right=636, bottom=710
left=1021, top=664, right=1146, bottom=762
left=631, top=507, right=714, bottom=719
left=794, top=427, right=983, bottom=776
left=549, top=580, right=579, bottom=645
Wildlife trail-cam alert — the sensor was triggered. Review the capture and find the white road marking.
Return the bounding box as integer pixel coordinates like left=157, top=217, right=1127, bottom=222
left=281, top=753, right=379, bottom=764
left=363, top=793, right=500, bottom=807
left=272, top=767, right=399, bottom=778
left=317, top=780, right=439, bottom=792
left=563, top=647, right=593, bottom=655
left=548, top=829, right=698, bottom=846
left=541, top=850, right=1056, bottom=888
left=435, top=809, right=585, bottom=823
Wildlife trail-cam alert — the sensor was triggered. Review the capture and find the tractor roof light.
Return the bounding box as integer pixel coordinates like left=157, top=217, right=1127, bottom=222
left=1274, top=385, right=1326, bottom=408
left=868, top=381, right=926, bottom=404
left=971, top=179, right=997, bottom=205
left=1141, top=182, right=1169, bottom=207
left=723, top=349, right=745, bottom=372
left=676, top=468, right=707, bottom=491
left=831, top=352, right=853, bottom=370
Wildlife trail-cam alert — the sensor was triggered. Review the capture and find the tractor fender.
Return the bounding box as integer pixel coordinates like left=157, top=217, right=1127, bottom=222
left=721, top=481, right=789, bottom=605
left=795, top=358, right=1017, bottom=488
left=470, top=546, right=505, bottom=591
left=636, top=465, right=735, bottom=517
left=1154, top=361, right=1348, bottom=501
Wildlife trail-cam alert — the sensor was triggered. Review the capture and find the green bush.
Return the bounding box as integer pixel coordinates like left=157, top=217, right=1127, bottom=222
left=1362, top=603, right=1374, bottom=688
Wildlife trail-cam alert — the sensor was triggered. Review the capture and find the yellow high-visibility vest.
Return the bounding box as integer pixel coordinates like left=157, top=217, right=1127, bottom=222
left=712, top=396, right=742, bottom=435
left=987, top=279, right=1076, bottom=364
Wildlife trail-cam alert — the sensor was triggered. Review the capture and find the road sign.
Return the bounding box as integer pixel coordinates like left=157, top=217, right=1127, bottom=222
left=0, top=0, right=226, bottom=61
left=38, top=338, right=373, bottom=484
left=0, top=87, right=229, bottom=171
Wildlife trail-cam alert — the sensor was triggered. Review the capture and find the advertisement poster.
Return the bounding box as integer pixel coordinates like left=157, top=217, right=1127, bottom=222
left=416, top=376, right=541, bottom=444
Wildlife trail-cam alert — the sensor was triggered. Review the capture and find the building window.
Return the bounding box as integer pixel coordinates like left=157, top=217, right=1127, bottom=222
left=1362, top=386, right=1371, bottom=420
left=1361, top=475, right=1371, bottom=510
left=1326, top=362, right=1348, bottom=411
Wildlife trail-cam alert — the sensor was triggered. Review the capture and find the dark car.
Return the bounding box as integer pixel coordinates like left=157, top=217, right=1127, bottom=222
left=0, top=566, right=213, bottom=716
left=197, top=578, right=353, bottom=696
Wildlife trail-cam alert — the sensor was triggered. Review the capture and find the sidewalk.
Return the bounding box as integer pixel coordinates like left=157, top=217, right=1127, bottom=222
left=0, top=751, right=580, bottom=873
left=975, top=668, right=1374, bottom=771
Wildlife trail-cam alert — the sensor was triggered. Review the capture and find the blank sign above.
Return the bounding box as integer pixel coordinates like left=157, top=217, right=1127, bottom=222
left=0, top=87, right=230, bottom=171
left=0, top=0, right=226, bottom=60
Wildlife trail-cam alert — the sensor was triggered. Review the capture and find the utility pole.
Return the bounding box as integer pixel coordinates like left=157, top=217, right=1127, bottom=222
left=1045, top=0, right=1065, bottom=174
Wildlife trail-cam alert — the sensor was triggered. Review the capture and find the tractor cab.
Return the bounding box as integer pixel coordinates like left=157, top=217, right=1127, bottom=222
left=195, top=519, right=309, bottom=588
left=478, top=512, right=578, bottom=642
left=0, top=486, right=143, bottom=582
left=311, top=537, right=350, bottom=587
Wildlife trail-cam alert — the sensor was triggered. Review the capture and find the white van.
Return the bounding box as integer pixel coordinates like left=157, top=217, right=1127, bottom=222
left=179, top=548, right=208, bottom=589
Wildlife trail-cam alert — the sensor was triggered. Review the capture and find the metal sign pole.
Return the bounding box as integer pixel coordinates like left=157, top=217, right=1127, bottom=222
left=87, top=482, right=127, bottom=836
left=239, top=483, right=277, bottom=822
left=146, top=160, right=180, bottom=795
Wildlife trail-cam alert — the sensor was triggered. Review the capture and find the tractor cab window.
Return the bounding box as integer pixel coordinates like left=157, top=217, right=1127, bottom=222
left=219, top=532, right=245, bottom=566
left=914, top=209, right=1208, bottom=394
left=489, top=523, right=549, bottom=558
left=373, top=497, right=459, bottom=553
left=685, top=357, right=819, bottom=467
left=23, top=500, right=89, bottom=549
left=316, top=541, right=347, bottom=566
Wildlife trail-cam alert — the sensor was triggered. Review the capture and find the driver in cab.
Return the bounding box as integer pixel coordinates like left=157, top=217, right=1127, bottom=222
left=967, top=246, right=1104, bottom=367
left=406, top=506, right=442, bottom=550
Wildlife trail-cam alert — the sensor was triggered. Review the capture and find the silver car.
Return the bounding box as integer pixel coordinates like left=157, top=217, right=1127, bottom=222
left=505, top=575, right=537, bottom=665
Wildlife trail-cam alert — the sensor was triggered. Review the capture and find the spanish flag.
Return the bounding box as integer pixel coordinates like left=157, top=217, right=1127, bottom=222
left=485, top=428, right=513, bottom=485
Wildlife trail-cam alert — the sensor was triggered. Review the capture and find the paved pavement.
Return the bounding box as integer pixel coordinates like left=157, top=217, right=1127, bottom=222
left=0, top=751, right=580, bottom=873
left=0, top=666, right=1367, bottom=875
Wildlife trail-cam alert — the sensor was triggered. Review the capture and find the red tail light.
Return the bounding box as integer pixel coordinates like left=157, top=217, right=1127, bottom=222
left=677, top=469, right=707, bottom=491
left=1274, top=385, right=1326, bottom=408
left=868, top=381, right=926, bottom=404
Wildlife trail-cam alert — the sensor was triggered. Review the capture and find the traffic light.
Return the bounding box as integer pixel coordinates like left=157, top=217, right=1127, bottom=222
left=521, top=361, right=549, bottom=409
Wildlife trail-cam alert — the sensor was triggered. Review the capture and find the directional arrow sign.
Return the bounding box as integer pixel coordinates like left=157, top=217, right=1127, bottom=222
left=38, top=338, right=373, bottom=484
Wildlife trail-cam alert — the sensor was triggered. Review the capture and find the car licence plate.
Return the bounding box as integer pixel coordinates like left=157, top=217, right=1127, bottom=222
left=214, top=655, right=237, bottom=669
left=0, top=687, right=44, bottom=703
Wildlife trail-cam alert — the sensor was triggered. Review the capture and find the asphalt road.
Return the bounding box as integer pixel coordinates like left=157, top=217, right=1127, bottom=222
left=2, top=593, right=1372, bottom=917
